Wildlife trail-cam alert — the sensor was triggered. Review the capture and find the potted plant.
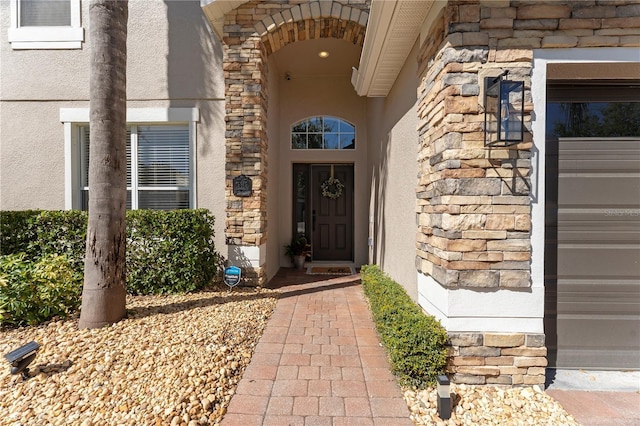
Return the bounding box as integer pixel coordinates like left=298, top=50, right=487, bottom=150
left=284, top=234, right=311, bottom=270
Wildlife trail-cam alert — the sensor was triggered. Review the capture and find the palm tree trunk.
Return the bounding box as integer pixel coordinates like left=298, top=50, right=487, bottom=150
left=79, top=0, right=128, bottom=329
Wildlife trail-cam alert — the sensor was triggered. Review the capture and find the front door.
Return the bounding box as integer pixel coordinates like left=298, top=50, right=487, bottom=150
left=310, top=164, right=354, bottom=261
left=291, top=163, right=354, bottom=261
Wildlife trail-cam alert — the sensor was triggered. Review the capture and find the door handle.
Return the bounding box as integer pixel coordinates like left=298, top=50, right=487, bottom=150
left=312, top=209, right=316, bottom=231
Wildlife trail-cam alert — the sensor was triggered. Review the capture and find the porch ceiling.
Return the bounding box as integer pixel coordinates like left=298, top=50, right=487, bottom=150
left=351, top=0, right=442, bottom=97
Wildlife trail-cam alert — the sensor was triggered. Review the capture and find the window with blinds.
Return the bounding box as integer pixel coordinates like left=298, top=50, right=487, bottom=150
left=19, top=0, right=71, bottom=27
left=9, top=0, right=83, bottom=49
left=80, top=125, right=191, bottom=210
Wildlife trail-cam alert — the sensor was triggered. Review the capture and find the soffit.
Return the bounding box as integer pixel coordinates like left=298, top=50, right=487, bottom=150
left=352, top=0, right=437, bottom=97
left=201, top=0, right=250, bottom=39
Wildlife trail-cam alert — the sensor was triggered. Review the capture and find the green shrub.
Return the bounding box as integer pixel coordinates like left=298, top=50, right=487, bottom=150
left=0, top=253, right=82, bottom=326
left=361, top=264, right=449, bottom=387
left=0, top=209, right=218, bottom=296
left=30, top=210, right=88, bottom=274
left=0, top=210, right=41, bottom=255
left=126, top=209, right=217, bottom=295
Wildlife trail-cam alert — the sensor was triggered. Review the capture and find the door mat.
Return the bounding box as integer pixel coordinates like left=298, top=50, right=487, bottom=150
left=307, top=266, right=356, bottom=275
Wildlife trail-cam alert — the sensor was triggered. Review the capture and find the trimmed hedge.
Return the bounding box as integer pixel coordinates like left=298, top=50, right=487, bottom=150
left=0, top=210, right=41, bottom=255
left=361, top=264, right=449, bottom=387
left=126, top=210, right=217, bottom=295
left=32, top=210, right=88, bottom=274
left=0, top=209, right=218, bottom=296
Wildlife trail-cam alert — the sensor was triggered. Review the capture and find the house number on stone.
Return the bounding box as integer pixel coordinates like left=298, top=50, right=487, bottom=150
left=233, top=175, right=252, bottom=197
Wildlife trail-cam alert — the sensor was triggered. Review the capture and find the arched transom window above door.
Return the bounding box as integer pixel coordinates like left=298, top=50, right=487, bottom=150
left=291, top=116, right=355, bottom=150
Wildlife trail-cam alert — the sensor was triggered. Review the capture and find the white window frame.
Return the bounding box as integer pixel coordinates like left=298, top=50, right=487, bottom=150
left=8, top=0, right=84, bottom=49
left=60, top=108, right=199, bottom=210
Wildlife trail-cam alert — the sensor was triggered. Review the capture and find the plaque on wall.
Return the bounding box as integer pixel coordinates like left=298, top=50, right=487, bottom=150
left=233, top=175, right=252, bottom=197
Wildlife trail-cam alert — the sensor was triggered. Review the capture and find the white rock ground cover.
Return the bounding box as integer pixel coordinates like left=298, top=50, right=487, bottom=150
left=1, top=284, right=579, bottom=425
left=0, top=285, right=278, bottom=425
left=404, top=384, right=579, bottom=425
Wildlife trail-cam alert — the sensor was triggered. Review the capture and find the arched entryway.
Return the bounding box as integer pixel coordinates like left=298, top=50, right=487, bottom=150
left=203, top=0, right=370, bottom=284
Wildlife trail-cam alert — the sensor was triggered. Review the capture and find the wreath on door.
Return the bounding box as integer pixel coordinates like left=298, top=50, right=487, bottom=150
left=321, top=165, right=344, bottom=199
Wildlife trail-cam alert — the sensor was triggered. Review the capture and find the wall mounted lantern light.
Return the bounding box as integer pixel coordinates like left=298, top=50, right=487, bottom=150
left=484, top=70, right=524, bottom=146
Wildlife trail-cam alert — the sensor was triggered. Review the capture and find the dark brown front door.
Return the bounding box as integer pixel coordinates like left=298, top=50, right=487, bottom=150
left=311, top=164, right=354, bottom=261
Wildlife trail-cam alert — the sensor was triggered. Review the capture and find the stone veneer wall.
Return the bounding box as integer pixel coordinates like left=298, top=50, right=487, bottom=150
left=449, top=332, right=547, bottom=385
left=221, top=0, right=369, bottom=284
left=416, top=0, right=640, bottom=385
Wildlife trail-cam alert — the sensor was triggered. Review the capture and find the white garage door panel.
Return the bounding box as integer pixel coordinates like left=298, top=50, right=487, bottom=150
left=556, top=282, right=640, bottom=314
left=559, top=176, right=640, bottom=205
left=559, top=246, right=640, bottom=277
left=559, top=227, right=639, bottom=243
left=555, top=137, right=640, bottom=370
left=558, top=317, right=639, bottom=346
left=555, top=348, right=640, bottom=370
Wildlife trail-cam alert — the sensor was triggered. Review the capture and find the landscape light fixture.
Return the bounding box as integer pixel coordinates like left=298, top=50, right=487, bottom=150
left=484, top=70, right=524, bottom=146
left=437, top=374, right=452, bottom=420
left=4, top=341, right=40, bottom=380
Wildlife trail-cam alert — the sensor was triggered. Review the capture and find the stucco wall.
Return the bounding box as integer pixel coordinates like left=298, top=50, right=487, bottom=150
left=266, top=56, right=281, bottom=281
left=0, top=3, right=90, bottom=100
left=0, top=101, right=68, bottom=210
left=0, top=1, right=228, bottom=257
left=367, top=41, right=421, bottom=301
left=0, top=2, right=224, bottom=101
left=0, top=0, right=90, bottom=211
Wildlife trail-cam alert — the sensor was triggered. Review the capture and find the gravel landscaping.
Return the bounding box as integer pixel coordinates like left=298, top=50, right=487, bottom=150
left=0, top=285, right=278, bottom=426
left=1, top=284, right=579, bottom=425
left=403, top=384, right=579, bottom=425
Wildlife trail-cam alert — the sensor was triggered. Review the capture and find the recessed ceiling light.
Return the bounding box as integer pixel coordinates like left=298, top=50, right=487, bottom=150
left=318, top=51, right=329, bottom=58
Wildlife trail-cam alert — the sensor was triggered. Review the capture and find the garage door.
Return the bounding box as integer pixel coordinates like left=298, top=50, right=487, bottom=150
left=547, top=137, right=640, bottom=369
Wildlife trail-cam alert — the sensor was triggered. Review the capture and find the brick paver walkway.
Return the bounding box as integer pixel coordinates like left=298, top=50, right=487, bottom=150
left=546, top=390, right=640, bottom=425
left=221, top=270, right=412, bottom=426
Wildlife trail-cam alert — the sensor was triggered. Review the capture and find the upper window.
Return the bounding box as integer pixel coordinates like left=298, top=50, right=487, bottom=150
left=8, top=0, right=84, bottom=49
left=80, top=125, right=192, bottom=210
left=291, top=116, right=355, bottom=150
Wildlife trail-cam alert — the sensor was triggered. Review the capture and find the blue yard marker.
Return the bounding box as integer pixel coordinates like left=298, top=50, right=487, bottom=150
left=224, top=266, right=241, bottom=291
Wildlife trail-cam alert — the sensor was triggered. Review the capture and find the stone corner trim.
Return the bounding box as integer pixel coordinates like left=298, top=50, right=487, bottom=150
left=415, top=0, right=640, bottom=290
left=448, top=332, right=547, bottom=387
